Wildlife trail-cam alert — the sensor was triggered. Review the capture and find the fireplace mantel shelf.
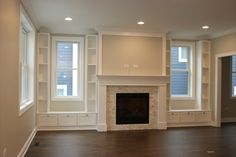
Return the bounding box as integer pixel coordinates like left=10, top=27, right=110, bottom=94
left=97, top=75, right=170, bottom=86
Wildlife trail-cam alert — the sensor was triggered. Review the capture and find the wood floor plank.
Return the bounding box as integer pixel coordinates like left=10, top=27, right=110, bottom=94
left=25, top=123, right=236, bottom=157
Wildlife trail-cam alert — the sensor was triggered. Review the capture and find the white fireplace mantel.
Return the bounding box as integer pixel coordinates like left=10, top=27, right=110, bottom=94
left=97, top=75, right=170, bottom=86
left=96, top=75, right=170, bottom=132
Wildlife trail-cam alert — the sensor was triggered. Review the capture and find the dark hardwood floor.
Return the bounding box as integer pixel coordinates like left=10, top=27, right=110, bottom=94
left=25, top=123, right=236, bottom=157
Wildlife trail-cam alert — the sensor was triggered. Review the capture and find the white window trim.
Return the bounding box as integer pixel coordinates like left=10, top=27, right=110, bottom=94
left=19, top=5, right=36, bottom=116
left=171, top=41, right=196, bottom=100
left=51, top=36, right=84, bottom=101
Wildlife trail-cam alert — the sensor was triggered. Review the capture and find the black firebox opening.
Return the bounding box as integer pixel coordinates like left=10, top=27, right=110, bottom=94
left=116, top=93, right=149, bottom=124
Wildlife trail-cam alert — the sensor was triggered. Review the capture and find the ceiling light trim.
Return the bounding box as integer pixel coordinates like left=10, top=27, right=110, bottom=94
left=202, top=25, right=210, bottom=29
left=65, top=17, right=73, bottom=21
left=138, top=21, right=145, bottom=25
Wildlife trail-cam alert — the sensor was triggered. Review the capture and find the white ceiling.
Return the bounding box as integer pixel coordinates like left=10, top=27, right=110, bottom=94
left=22, top=0, right=236, bottom=39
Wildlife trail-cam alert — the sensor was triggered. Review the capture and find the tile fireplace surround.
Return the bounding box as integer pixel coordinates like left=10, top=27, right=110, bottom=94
left=97, top=75, right=170, bottom=132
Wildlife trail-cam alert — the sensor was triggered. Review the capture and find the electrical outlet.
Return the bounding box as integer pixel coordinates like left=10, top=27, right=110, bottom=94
left=3, top=147, right=7, bottom=157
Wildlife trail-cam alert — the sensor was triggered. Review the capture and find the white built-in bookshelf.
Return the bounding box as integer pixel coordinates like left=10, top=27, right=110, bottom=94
left=85, top=35, right=98, bottom=113
left=36, top=33, right=98, bottom=130
left=37, top=33, right=50, bottom=113
left=166, top=39, right=171, bottom=109
left=167, top=40, right=212, bottom=126
left=196, top=40, right=211, bottom=110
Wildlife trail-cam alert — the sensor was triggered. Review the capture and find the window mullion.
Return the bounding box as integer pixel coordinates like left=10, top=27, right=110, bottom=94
left=172, top=69, right=189, bottom=72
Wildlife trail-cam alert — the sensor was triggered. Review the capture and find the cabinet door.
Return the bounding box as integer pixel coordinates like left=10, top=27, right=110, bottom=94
left=78, top=114, right=97, bottom=126
left=195, top=112, right=211, bottom=122
left=58, top=114, right=77, bottom=126
left=38, top=114, right=58, bottom=126
left=167, top=112, right=180, bottom=123
left=180, top=112, right=195, bottom=123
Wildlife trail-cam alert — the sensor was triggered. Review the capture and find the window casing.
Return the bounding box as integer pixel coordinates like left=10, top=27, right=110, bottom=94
left=19, top=5, right=36, bottom=115
left=51, top=36, right=84, bottom=101
left=231, top=56, right=236, bottom=97
left=171, top=41, right=195, bottom=99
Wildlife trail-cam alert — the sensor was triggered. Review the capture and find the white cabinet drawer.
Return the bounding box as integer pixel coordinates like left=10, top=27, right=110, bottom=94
left=195, top=111, right=211, bottom=122
left=167, top=112, right=180, bottom=123
left=38, top=114, right=58, bottom=126
left=180, top=112, right=195, bottom=123
left=78, top=114, right=97, bottom=126
left=58, top=114, right=77, bottom=126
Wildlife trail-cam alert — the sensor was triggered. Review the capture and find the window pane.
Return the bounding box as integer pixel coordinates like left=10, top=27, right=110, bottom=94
left=171, top=71, right=189, bottom=95
left=20, top=28, right=28, bottom=104
left=180, top=47, right=188, bottom=61
left=232, top=73, right=236, bottom=96
left=21, top=29, right=27, bottom=64
left=232, top=56, right=236, bottom=72
left=56, top=69, right=78, bottom=96
left=56, top=42, right=79, bottom=69
left=21, top=66, right=27, bottom=102
left=171, top=47, right=188, bottom=70
left=232, top=56, right=236, bottom=96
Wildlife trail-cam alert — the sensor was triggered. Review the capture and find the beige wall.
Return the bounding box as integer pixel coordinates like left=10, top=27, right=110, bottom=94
left=221, top=57, right=236, bottom=118
left=211, top=33, right=236, bottom=120
left=102, top=35, right=163, bottom=76
left=0, top=1, right=36, bottom=157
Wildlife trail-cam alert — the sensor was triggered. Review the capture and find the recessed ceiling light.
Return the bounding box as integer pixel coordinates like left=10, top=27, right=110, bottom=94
left=138, top=21, right=144, bottom=25
left=202, top=25, right=209, bottom=29
left=65, top=17, right=72, bottom=21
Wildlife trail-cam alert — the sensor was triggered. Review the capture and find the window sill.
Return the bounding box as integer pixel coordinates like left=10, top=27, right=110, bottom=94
left=231, top=96, right=236, bottom=99
left=51, top=97, right=83, bottom=102
left=171, top=97, right=195, bottom=101
left=19, top=100, right=34, bottom=116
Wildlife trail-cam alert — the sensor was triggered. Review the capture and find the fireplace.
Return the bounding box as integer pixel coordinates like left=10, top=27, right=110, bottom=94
left=116, top=93, right=149, bottom=124
left=97, top=75, right=169, bottom=131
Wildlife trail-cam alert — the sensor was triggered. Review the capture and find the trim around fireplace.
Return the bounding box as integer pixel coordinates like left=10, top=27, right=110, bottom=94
left=97, top=75, right=170, bottom=132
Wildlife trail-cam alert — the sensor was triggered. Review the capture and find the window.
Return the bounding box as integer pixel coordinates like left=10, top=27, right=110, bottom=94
left=171, top=41, right=195, bottom=99
left=52, top=36, right=84, bottom=101
left=20, top=27, right=28, bottom=104
left=19, top=6, right=36, bottom=115
left=232, top=56, right=236, bottom=97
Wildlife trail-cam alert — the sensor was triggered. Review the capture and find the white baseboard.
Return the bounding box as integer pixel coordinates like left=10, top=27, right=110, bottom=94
left=17, top=128, right=37, bottom=157
left=221, top=117, right=236, bottom=123
left=210, top=121, right=221, bottom=127
left=167, top=122, right=213, bottom=128
left=96, top=123, right=107, bottom=132
left=37, top=126, right=97, bottom=131
left=157, top=122, right=167, bottom=130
